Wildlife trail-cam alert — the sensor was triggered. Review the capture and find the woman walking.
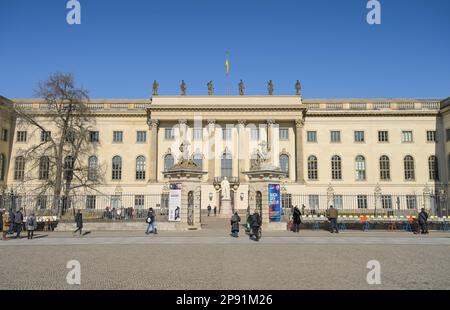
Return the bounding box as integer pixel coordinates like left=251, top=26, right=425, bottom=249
left=26, top=212, right=37, bottom=239
left=230, top=212, right=241, bottom=237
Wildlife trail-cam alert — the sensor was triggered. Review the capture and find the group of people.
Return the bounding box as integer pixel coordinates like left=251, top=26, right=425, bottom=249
left=102, top=207, right=136, bottom=220
left=206, top=204, right=217, bottom=216
left=228, top=209, right=262, bottom=241
left=1, top=208, right=38, bottom=240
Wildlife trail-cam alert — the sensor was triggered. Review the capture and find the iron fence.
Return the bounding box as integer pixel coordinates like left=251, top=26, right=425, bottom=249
left=281, top=193, right=449, bottom=218
left=0, top=193, right=169, bottom=222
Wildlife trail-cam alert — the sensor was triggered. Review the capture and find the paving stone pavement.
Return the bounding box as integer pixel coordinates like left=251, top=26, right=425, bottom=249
left=0, top=230, right=449, bottom=290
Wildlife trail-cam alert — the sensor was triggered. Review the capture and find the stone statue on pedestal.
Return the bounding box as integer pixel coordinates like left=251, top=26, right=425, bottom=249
left=207, top=80, right=214, bottom=96
left=295, top=80, right=302, bottom=96
left=221, top=177, right=231, bottom=200
left=267, top=80, right=274, bottom=95
left=238, top=80, right=245, bottom=96
left=152, top=80, right=159, bottom=96
left=180, top=80, right=187, bottom=96
left=179, top=140, right=190, bottom=160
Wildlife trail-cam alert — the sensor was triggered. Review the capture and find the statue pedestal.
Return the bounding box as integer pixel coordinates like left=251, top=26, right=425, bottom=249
left=220, top=199, right=232, bottom=218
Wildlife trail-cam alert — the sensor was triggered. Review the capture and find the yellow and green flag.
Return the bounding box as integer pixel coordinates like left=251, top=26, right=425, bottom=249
left=225, top=55, right=229, bottom=75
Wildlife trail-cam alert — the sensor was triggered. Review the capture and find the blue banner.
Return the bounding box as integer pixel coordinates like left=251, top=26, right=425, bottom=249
left=268, top=183, right=281, bottom=222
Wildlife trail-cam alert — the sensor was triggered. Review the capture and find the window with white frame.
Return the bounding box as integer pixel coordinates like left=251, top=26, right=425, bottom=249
left=378, top=130, right=389, bottom=142
left=86, top=195, right=96, bottom=209
left=113, top=131, right=123, bottom=142
left=355, top=155, right=366, bottom=181
left=193, top=128, right=203, bottom=140
left=136, top=131, right=147, bottom=143
left=381, top=195, right=392, bottom=209
left=308, top=195, right=319, bottom=210
left=17, top=131, right=27, bottom=142
left=426, top=130, right=436, bottom=142
left=330, top=131, right=341, bottom=143
left=406, top=195, right=417, bottom=210
left=279, top=128, right=289, bottom=140
left=354, top=131, right=365, bottom=142
left=165, top=128, right=175, bottom=140
left=134, top=195, right=145, bottom=209
left=357, top=195, right=368, bottom=209
left=307, top=131, right=317, bottom=142
left=402, top=131, right=413, bottom=143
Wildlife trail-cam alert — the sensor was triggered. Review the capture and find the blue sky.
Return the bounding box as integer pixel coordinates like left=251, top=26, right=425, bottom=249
left=0, top=0, right=449, bottom=99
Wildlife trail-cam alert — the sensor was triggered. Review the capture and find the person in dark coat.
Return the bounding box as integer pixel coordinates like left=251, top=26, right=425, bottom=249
left=326, top=205, right=339, bottom=233
left=73, top=209, right=83, bottom=236
left=14, top=208, right=24, bottom=238
left=8, top=210, right=15, bottom=235
left=26, top=212, right=37, bottom=240
left=292, top=206, right=302, bottom=233
left=145, top=208, right=157, bottom=234
left=230, top=212, right=241, bottom=237
left=207, top=205, right=211, bottom=217
left=0, top=209, right=3, bottom=233
left=418, top=208, right=429, bottom=234
left=213, top=206, right=217, bottom=216
left=249, top=209, right=262, bottom=241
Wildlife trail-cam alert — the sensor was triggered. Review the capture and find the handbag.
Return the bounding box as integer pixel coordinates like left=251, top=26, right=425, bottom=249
left=146, top=217, right=151, bottom=223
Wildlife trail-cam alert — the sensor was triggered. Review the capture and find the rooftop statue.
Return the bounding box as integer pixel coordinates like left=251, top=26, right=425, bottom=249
left=295, top=80, right=302, bottom=96
left=180, top=80, right=187, bottom=96
left=238, top=80, right=245, bottom=96
left=207, top=80, right=214, bottom=96
left=267, top=80, right=274, bottom=96
left=152, top=80, right=159, bottom=96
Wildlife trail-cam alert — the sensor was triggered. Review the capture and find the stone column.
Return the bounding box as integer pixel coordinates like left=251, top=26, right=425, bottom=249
left=147, top=119, right=159, bottom=182
left=237, top=120, right=246, bottom=182
left=207, top=119, right=216, bottom=182
left=267, top=119, right=276, bottom=166
left=295, top=119, right=305, bottom=183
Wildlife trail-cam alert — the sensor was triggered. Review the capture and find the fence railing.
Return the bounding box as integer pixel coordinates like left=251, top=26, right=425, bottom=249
left=281, top=194, right=449, bottom=218
left=0, top=193, right=169, bottom=222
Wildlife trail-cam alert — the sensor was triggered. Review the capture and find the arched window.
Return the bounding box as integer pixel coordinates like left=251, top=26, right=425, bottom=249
left=428, top=155, right=439, bottom=180
left=164, top=154, right=174, bottom=171
left=88, top=156, right=98, bottom=181
left=280, top=154, right=289, bottom=176
left=221, top=152, right=232, bottom=178
left=307, top=155, right=318, bottom=180
left=64, top=156, right=75, bottom=182
left=14, top=156, right=25, bottom=180
left=0, top=153, right=5, bottom=181
left=112, top=156, right=122, bottom=180
left=39, top=156, right=50, bottom=180
left=379, top=155, right=390, bottom=180
left=355, top=155, right=366, bottom=181
left=136, top=156, right=146, bottom=180
left=193, top=153, right=203, bottom=170
left=404, top=155, right=415, bottom=180
left=331, top=155, right=342, bottom=180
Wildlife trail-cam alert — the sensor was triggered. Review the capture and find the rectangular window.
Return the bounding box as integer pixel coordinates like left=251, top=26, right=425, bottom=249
left=381, top=195, right=392, bottom=209
left=134, top=195, right=145, bottom=209
left=36, top=195, right=47, bottom=210
left=333, top=195, right=343, bottom=210
left=330, top=131, right=341, bottom=143
left=250, top=128, right=260, bottom=141
left=279, top=128, right=289, bottom=140
left=164, top=128, right=175, bottom=140
left=1, top=129, right=8, bottom=142
left=17, top=131, right=27, bottom=142
left=308, top=195, right=319, bottom=211
left=354, top=131, right=365, bottom=142
left=222, top=128, right=232, bottom=140
left=406, top=195, right=417, bottom=210
left=41, top=130, right=51, bottom=142
left=357, top=195, right=368, bottom=209
left=111, top=195, right=122, bottom=209
left=281, top=193, right=292, bottom=209
left=378, top=130, right=389, bottom=142
left=86, top=195, right=96, bottom=209
left=113, top=131, right=123, bottom=142
left=193, top=128, right=203, bottom=140
left=89, top=131, right=99, bottom=142
left=307, top=131, right=317, bottom=142
left=402, top=131, right=413, bottom=143
left=136, top=131, right=147, bottom=142
left=426, top=130, right=436, bottom=142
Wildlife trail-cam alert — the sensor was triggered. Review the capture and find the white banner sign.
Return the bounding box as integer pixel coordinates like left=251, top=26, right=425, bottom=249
left=169, top=183, right=182, bottom=222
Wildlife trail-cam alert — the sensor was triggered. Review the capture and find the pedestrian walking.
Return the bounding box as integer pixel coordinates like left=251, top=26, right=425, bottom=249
left=0, top=209, right=3, bottom=234
left=207, top=204, right=211, bottom=217
left=230, top=212, right=241, bottom=237
left=292, top=205, right=302, bottom=233
left=213, top=206, right=217, bottom=216
left=2, top=209, right=9, bottom=240
left=145, top=208, right=157, bottom=234
left=26, top=212, right=37, bottom=240
left=249, top=209, right=262, bottom=241
left=73, top=209, right=83, bottom=236
left=326, top=205, right=339, bottom=233
left=8, top=209, right=15, bottom=235
left=418, top=208, right=429, bottom=234
left=14, top=208, right=24, bottom=238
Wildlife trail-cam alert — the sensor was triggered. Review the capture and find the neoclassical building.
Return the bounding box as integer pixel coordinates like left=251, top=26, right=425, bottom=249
left=0, top=96, right=15, bottom=190
left=3, top=95, right=450, bottom=213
